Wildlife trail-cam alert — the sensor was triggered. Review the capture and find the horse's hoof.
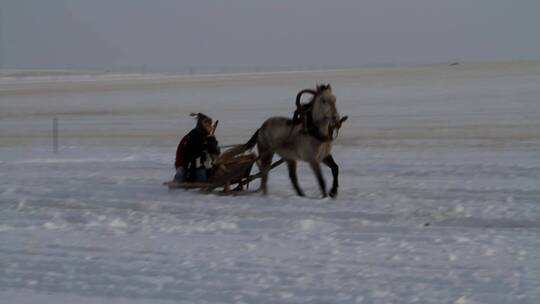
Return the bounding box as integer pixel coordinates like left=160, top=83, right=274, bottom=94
left=329, top=189, right=338, bottom=198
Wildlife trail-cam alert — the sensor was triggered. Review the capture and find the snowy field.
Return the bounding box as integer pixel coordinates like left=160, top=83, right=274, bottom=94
left=1, top=62, right=540, bottom=303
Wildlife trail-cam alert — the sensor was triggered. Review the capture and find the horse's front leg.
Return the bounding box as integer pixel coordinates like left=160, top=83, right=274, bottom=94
left=323, top=154, right=339, bottom=198
left=309, top=161, right=327, bottom=198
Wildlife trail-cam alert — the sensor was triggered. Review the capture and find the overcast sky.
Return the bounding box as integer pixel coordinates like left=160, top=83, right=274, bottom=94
left=1, top=0, right=539, bottom=72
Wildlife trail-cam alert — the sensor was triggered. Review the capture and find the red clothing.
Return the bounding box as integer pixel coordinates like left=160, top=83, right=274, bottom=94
left=174, top=134, right=190, bottom=169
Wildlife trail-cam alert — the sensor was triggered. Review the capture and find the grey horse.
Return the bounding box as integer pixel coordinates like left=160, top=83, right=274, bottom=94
left=229, top=84, right=346, bottom=198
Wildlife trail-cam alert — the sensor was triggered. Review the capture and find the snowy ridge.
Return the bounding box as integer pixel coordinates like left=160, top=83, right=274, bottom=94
left=1, top=63, right=540, bottom=303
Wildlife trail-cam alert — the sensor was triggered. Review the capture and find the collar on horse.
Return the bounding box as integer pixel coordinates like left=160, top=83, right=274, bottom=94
left=306, top=125, right=333, bottom=142
left=301, top=114, right=348, bottom=142
left=293, top=85, right=347, bottom=142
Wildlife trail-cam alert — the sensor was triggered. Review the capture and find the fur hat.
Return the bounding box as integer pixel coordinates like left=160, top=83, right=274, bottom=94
left=190, top=112, right=212, bottom=123
left=191, top=113, right=213, bottom=133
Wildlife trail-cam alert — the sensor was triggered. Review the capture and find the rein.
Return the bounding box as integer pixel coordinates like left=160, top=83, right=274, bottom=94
left=331, top=116, right=348, bottom=140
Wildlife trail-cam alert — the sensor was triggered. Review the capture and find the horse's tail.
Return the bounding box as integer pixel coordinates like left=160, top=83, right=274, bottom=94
left=219, top=129, right=259, bottom=160
left=245, top=129, right=259, bottom=150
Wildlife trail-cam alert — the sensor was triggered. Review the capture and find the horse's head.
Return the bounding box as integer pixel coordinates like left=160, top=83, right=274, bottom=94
left=296, top=84, right=339, bottom=121
left=295, top=84, right=342, bottom=139
left=312, top=84, right=339, bottom=125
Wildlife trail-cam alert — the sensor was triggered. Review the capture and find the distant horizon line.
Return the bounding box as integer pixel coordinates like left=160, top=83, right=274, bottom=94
left=2, top=58, right=539, bottom=77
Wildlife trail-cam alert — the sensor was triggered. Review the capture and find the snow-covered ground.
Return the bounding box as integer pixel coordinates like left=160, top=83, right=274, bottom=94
left=1, top=62, right=540, bottom=303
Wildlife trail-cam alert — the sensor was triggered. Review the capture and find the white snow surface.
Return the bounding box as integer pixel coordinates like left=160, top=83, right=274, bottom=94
left=1, top=62, right=540, bottom=303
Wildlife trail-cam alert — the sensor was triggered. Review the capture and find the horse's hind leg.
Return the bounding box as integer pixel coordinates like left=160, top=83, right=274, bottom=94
left=286, top=160, right=305, bottom=197
left=309, top=161, right=327, bottom=198
left=323, top=154, right=339, bottom=198
left=258, top=151, right=274, bottom=195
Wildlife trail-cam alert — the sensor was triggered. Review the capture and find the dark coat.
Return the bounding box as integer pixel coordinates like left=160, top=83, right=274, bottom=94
left=175, top=127, right=220, bottom=181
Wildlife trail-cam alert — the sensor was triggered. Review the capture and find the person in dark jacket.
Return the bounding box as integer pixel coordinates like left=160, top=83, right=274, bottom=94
left=174, top=113, right=220, bottom=182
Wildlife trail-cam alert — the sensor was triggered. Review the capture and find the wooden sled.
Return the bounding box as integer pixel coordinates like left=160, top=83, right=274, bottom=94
left=163, top=153, right=285, bottom=195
